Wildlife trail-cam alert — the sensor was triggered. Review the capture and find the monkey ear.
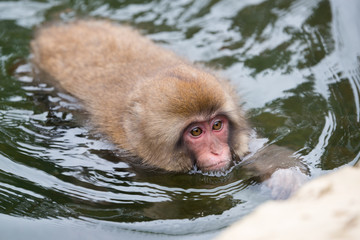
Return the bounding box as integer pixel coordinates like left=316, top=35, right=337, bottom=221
left=134, top=137, right=193, bottom=172
left=233, top=131, right=249, bottom=158
left=169, top=151, right=194, bottom=172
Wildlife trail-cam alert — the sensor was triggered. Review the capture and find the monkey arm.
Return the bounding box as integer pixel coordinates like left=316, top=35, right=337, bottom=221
left=263, top=167, right=309, bottom=199
left=240, top=145, right=309, bottom=199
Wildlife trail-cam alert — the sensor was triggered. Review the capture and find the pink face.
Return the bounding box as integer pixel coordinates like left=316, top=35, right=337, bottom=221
left=183, top=115, right=231, bottom=172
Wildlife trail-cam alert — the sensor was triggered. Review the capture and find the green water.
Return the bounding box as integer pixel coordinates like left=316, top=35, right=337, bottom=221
left=0, top=0, right=360, bottom=239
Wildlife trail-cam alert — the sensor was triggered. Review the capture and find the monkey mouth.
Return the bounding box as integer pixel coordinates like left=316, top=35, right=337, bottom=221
left=200, top=160, right=231, bottom=172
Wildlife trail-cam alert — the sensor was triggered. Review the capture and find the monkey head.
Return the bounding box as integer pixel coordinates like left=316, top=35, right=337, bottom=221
left=122, top=64, right=249, bottom=173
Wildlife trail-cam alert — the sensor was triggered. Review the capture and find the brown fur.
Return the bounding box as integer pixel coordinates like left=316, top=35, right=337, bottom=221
left=31, top=20, right=249, bottom=172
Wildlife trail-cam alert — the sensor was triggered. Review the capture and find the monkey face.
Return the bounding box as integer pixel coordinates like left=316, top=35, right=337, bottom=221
left=183, top=115, right=231, bottom=172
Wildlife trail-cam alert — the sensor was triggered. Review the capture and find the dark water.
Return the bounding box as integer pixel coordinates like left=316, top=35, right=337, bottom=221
left=1, top=0, right=360, bottom=239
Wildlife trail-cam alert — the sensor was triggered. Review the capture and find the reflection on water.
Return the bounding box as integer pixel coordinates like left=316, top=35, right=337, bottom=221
left=0, top=0, right=359, bottom=239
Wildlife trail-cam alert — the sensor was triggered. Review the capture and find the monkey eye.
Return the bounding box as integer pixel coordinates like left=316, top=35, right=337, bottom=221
left=212, top=120, right=223, bottom=131
left=190, top=127, right=202, bottom=137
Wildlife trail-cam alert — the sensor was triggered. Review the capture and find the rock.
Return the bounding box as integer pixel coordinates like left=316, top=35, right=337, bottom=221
left=217, top=165, right=360, bottom=240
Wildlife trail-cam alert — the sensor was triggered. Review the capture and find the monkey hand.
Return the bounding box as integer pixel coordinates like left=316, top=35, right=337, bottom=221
left=263, top=167, right=309, bottom=200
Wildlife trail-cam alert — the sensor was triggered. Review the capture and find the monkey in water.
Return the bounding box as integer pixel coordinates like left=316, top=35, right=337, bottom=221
left=31, top=20, right=308, bottom=198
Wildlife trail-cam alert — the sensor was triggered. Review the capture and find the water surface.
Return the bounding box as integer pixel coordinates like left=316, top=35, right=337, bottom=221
left=0, top=0, right=360, bottom=239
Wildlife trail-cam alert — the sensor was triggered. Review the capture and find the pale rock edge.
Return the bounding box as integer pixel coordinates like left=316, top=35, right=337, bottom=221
left=217, top=162, right=360, bottom=240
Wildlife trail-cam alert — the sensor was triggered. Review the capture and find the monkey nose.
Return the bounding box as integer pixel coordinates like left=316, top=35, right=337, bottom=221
left=210, top=143, right=223, bottom=156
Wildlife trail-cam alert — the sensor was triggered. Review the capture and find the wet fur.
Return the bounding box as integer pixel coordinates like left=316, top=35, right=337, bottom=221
left=31, top=20, right=249, bottom=172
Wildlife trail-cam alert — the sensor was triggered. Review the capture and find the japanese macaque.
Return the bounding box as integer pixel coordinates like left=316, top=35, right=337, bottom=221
left=31, top=20, right=308, bottom=198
